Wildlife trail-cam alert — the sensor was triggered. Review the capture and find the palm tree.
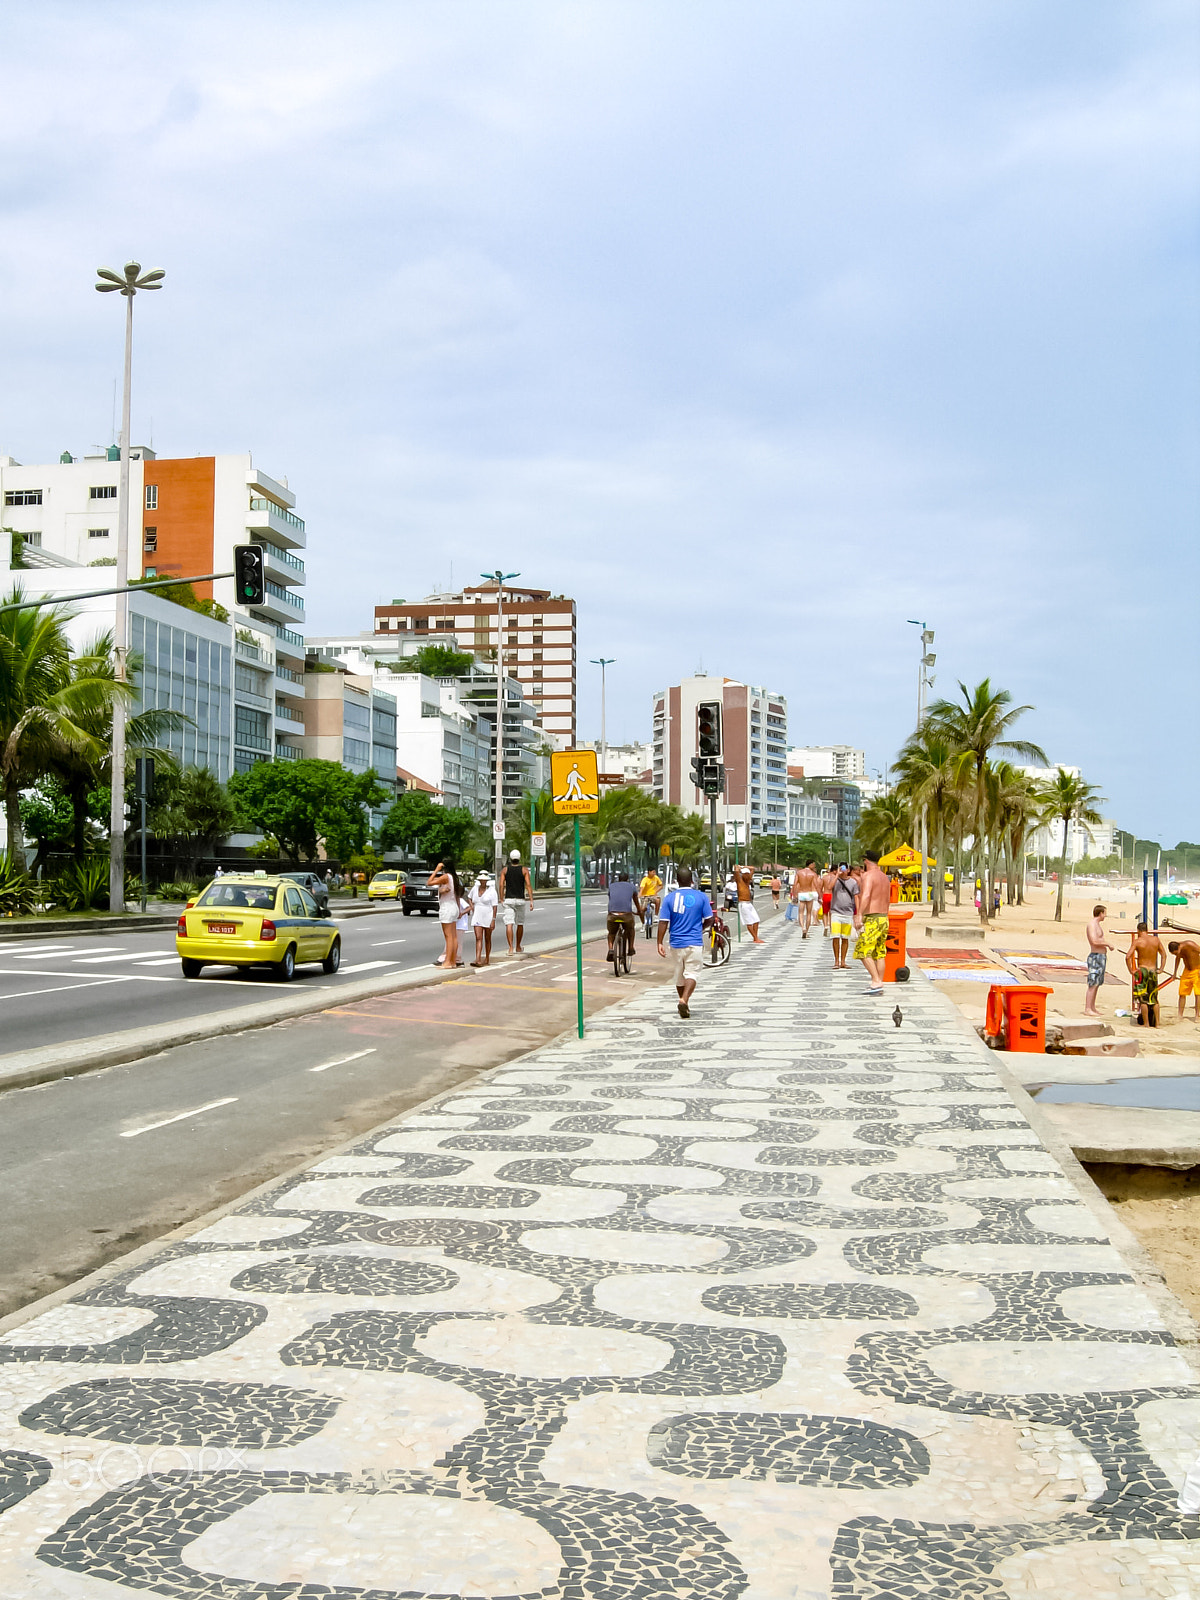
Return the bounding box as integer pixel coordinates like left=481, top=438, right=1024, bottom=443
left=855, top=792, right=910, bottom=857
left=893, top=731, right=958, bottom=915
left=0, top=590, right=122, bottom=875
left=925, top=679, right=1046, bottom=926
left=1038, top=768, right=1105, bottom=922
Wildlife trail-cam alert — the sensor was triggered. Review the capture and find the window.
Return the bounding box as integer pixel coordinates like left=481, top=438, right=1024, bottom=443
left=143, top=528, right=157, bottom=552
left=343, top=699, right=371, bottom=733
left=420, top=702, right=440, bottom=719
left=145, top=485, right=158, bottom=510
left=23, top=531, right=42, bottom=548
left=343, top=737, right=371, bottom=769
left=144, top=566, right=156, bottom=578
left=90, top=485, right=118, bottom=500
left=88, top=528, right=110, bottom=539
left=235, top=706, right=270, bottom=751
left=4, top=489, right=42, bottom=506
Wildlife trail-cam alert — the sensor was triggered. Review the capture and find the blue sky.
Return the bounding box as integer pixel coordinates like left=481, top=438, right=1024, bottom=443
left=1, top=2, right=1197, bottom=839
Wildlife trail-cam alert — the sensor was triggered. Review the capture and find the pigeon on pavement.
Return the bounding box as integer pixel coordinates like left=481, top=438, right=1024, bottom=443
left=892, top=1005, right=903, bottom=1028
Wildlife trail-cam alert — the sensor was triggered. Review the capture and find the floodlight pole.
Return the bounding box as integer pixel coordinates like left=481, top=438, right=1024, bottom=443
left=590, top=658, right=615, bottom=780
left=483, top=568, right=519, bottom=873
left=96, top=260, right=164, bottom=912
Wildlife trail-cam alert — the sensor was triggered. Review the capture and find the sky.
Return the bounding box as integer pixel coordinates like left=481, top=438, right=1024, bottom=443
left=1, top=1, right=1197, bottom=840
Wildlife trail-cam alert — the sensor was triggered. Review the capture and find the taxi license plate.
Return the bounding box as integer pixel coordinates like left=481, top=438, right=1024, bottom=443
left=206, top=922, right=238, bottom=935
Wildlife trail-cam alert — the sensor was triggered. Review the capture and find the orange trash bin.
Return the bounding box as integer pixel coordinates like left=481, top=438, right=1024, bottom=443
left=884, top=909, right=913, bottom=983
left=986, top=983, right=1054, bottom=1052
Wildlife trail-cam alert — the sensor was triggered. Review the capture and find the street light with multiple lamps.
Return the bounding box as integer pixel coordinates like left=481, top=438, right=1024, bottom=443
left=906, top=619, right=937, bottom=905
left=482, top=569, right=520, bottom=870
left=95, top=261, right=164, bottom=913
left=590, top=658, right=615, bottom=780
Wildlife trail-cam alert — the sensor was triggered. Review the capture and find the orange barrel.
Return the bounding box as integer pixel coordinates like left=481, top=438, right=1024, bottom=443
left=1001, top=984, right=1054, bottom=1053
left=884, top=909, right=914, bottom=982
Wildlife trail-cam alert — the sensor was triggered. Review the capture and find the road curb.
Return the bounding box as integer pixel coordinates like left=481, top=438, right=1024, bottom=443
left=0, top=913, right=180, bottom=942
left=0, top=928, right=602, bottom=1097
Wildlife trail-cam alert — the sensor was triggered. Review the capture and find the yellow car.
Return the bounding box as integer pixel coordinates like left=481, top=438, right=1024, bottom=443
left=176, top=874, right=341, bottom=981
left=368, top=871, right=403, bottom=900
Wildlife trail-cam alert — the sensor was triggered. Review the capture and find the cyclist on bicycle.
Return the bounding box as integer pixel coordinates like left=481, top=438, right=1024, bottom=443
left=606, top=872, right=642, bottom=964
left=638, top=867, right=664, bottom=936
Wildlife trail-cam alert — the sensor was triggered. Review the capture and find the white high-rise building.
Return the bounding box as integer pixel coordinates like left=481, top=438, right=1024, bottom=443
left=788, top=745, right=866, bottom=779
left=652, top=674, right=787, bottom=835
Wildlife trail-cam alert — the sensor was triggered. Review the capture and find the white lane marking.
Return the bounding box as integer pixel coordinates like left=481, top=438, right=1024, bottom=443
left=120, top=1098, right=238, bottom=1138
left=11, top=947, right=82, bottom=958
left=338, top=960, right=398, bottom=974
left=132, top=955, right=181, bottom=966
left=71, top=951, right=136, bottom=964
left=309, top=1048, right=377, bottom=1074
left=0, top=976, right=138, bottom=1001
left=370, top=938, right=409, bottom=946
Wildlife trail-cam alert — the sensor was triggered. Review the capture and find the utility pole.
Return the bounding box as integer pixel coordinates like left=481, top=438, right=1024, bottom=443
left=95, top=260, right=164, bottom=912
left=590, top=657, right=615, bottom=780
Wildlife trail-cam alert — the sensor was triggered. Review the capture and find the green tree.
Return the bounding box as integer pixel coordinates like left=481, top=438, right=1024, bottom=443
left=855, top=793, right=911, bottom=857
left=386, top=645, right=474, bottom=678
left=229, top=758, right=388, bottom=864
left=379, top=789, right=479, bottom=863
left=1037, top=768, right=1105, bottom=922
left=19, top=778, right=75, bottom=875
left=130, top=577, right=229, bottom=623
left=925, top=679, right=1046, bottom=926
left=148, top=766, right=237, bottom=872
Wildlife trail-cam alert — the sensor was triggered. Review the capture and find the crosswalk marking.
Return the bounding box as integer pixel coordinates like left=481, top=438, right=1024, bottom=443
left=339, top=960, right=399, bottom=975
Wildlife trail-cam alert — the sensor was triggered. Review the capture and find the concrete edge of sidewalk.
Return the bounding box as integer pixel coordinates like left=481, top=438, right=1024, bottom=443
left=906, top=963, right=1200, bottom=1359
left=0, top=928, right=598, bottom=1098
left=0, top=936, right=666, bottom=1337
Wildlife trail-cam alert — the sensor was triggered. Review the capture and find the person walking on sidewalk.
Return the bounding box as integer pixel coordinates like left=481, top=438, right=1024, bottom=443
left=501, top=850, right=534, bottom=957
left=793, top=860, right=819, bottom=938
left=1084, top=904, right=1114, bottom=1017
left=819, top=865, right=836, bottom=936
left=657, top=865, right=713, bottom=1019
left=469, top=871, right=499, bottom=967
left=769, top=873, right=782, bottom=909
left=853, top=849, right=891, bottom=995
left=733, top=862, right=764, bottom=943
left=829, top=863, right=858, bottom=969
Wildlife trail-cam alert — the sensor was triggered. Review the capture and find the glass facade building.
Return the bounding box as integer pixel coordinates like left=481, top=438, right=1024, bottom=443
left=131, top=608, right=232, bottom=780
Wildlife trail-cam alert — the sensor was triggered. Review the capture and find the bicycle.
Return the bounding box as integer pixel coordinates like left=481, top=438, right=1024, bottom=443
left=642, top=897, right=659, bottom=941
left=707, top=910, right=732, bottom=965
left=611, top=917, right=635, bottom=976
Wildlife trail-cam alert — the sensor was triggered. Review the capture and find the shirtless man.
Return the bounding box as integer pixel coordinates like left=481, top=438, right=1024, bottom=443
left=733, top=862, right=764, bottom=944
left=819, top=865, right=837, bottom=937
left=1084, top=904, right=1114, bottom=1017
left=853, top=849, right=891, bottom=995
left=1167, top=939, right=1200, bottom=1022
left=769, top=874, right=782, bottom=909
left=793, top=860, right=819, bottom=938
left=1126, top=920, right=1167, bottom=1027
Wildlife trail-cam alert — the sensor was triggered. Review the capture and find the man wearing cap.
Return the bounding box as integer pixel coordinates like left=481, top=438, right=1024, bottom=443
left=501, top=850, right=534, bottom=956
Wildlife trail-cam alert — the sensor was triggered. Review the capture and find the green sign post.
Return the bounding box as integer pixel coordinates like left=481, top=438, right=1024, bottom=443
left=551, top=750, right=600, bottom=1041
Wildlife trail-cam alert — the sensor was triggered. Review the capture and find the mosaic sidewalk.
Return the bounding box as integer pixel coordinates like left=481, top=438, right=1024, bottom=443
left=2, top=925, right=1200, bottom=1598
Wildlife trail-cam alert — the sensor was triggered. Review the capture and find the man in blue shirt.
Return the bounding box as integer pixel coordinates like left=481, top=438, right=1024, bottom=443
left=656, top=866, right=714, bottom=1018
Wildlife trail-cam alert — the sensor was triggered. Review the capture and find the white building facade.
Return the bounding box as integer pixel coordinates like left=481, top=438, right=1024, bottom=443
left=786, top=782, right=840, bottom=840
left=652, top=674, right=787, bottom=835
left=788, top=745, right=866, bottom=779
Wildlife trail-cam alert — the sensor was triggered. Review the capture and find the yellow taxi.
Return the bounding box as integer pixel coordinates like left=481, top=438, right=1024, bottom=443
left=176, top=873, right=341, bottom=981
left=367, top=870, right=403, bottom=900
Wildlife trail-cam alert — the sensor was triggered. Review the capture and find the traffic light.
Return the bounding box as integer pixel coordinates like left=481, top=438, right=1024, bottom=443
left=702, top=764, right=725, bottom=797
left=689, top=755, right=705, bottom=789
left=697, top=700, right=722, bottom=758
left=234, top=543, right=265, bottom=606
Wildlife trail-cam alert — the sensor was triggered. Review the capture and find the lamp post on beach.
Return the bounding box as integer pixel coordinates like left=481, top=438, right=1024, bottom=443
left=907, top=619, right=936, bottom=907
left=95, top=260, right=165, bottom=913
left=483, top=568, right=520, bottom=873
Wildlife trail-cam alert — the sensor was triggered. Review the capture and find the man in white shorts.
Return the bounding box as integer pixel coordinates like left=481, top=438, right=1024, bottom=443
left=793, top=859, right=819, bottom=938
left=733, top=862, right=764, bottom=944
left=657, top=866, right=713, bottom=1019
left=499, top=850, right=534, bottom=956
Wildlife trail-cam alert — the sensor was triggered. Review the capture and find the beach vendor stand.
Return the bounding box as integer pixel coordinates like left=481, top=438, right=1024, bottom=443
left=878, top=844, right=935, bottom=903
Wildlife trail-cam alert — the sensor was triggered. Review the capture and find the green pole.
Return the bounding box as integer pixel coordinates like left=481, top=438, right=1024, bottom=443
left=574, top=815, right=584, bottom=1038
left=735, top=828, right=741, bottom=942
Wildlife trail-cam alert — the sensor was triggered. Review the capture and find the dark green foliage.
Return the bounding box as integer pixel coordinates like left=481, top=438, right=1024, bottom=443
left=50, top=857, right=109, bottom=911
left=228, top=758, right=389, bottom=864
left=385, top=645, right=474, bottom=679
left=0, top=852, right=36, bottom=915
left=379, top=790, right=478, bottom=862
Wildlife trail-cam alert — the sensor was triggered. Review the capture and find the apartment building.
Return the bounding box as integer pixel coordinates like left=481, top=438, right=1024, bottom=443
left=651, top=674, right=787, bottom=835
left=372, top=584, right=576, bottom=747
left=307, top=635, right=544, bottom=816
left=786, top=781, right=839, bottom=840
left=0, top=447, right=307, bottom=774
left=788, top=745, right=866, bottom=779
left=580, top=741, right=654, bottom=786
left=300, top=666, right=398, bottom=833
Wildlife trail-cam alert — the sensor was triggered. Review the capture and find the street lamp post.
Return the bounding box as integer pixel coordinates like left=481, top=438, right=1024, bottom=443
left=483, top=569, right=519, bottom=873
left=96, top=261, right=164, bottom=913
left=590, top=658, right=615, bottom=779
left=907, top=619, right=937, bottom=909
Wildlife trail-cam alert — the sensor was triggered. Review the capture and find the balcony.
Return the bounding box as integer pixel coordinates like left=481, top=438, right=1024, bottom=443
left=276, top=664, right=304, bottom=684
left=274, top=700, right=304, bottom=725
left=246, top=498, right=306, bottom=549
left=275, top=742, right=303, bottom=761
left=262, top=541, right=305, bottom=583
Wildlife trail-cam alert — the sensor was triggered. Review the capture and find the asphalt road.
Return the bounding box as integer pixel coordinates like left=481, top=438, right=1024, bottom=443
left=0, top=894, right=609, bottom=1058
left=0, top=934, right=677, bottom=1317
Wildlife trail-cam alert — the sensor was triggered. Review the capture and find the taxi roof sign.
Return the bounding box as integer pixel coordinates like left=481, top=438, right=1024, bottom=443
left=551, top=749, right=600, bottom=815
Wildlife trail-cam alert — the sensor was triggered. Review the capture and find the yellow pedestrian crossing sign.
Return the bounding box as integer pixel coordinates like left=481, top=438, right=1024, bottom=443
left=551, top=749, right=599, bottom=815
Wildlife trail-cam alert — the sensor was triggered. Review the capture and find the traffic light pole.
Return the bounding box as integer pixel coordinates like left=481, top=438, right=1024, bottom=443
left=709, top=795, right=718, bottom=914
left=0, top=572, right=236, bottom=616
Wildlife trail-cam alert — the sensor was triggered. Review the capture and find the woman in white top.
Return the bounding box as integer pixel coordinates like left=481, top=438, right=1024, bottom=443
left=469, top=871, right=499, bottom=967
left=428, top=860, right=466, bottom=968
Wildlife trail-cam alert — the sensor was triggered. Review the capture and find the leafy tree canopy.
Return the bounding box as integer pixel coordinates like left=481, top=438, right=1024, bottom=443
left=130, top=577, right=229, bottom=624
left=385, top=645, right=474, bottom=679
left=228, top=758, right=388, bottom=863
left=379, top=789, right=478, bottom=863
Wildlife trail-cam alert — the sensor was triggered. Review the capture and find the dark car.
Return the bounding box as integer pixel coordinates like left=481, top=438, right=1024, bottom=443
left=400, top=870, right=440, bottom=916
left=279, top=870, right=331, bottom=914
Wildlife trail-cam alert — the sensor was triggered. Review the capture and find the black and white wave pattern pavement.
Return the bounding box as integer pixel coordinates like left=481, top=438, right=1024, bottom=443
left=1, top=925, right=1199, bottom=1599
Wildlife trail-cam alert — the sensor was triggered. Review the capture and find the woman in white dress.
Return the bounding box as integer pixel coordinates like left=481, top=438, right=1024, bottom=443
left=469, top=871, right=499, bottom=967
left=428, top=860, right=466, bottom=968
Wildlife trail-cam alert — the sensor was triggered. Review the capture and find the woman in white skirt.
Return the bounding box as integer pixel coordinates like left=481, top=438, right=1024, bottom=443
left=469, top=871, right=499, bottom=967
left=428, top=860, right=466, bottom=968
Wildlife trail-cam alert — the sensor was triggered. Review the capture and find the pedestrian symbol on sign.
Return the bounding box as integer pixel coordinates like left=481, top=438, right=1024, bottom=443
left=551, top=750, right=599, bottom=815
